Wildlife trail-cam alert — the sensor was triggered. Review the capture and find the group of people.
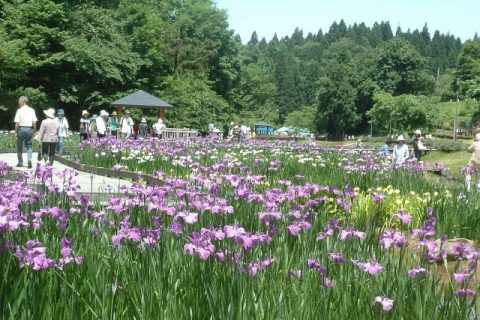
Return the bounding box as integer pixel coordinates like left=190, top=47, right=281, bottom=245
left=378, top=130, right=426, bottom=165
left=13, top=96, right=69, bottom=167
left=13, top=96, right=169, bottom=168
left=80, top=110, right=166, bottom=140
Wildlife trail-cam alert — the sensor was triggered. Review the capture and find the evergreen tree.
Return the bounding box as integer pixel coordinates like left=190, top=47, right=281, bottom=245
left=249, top=31, right=259, bottom=45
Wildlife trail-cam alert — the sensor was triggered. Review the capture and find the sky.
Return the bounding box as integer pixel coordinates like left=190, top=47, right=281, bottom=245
left=215, top=0, right=480, bottom=43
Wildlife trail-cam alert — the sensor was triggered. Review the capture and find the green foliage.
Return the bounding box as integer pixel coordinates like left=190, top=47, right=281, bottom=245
left=0, top=1, right=470, bottom=136
left=283, top=106, right=316, bottom=131
left=160, top=72, right=231, bottom=133
left=367, top=92, right=436, bottom=134
left=431, top=139, right=468, bottom=152
left=374, top=38, right=435, bottom=95
left=456, top=39, right=480, bottom=99
left=230, top=58, right=279, bottom=126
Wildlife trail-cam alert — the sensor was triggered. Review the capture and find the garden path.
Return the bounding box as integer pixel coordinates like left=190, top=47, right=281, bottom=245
left=1, top=153, right=131, bottom=193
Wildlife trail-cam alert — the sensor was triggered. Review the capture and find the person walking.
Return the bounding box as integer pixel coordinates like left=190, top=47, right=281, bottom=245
left=465, top=133, right=480, bottom=192
left=392, top=135, right=409, bottom=165
left=152, top=118, right=166, bottom=138
left=36, top=108, right=59, bottom=166
left=14, top=96, right=37, bottom=168
left=80, top=110, right=90, bottom=141
left=56, top=109, right=69, bottom=155
left=119, top=110, right=134, bottom=140
left=139, top=118, right=148, bottom=137
left=110, top=111, right=118, bottom=138
left=412, top=129, right=425, bottom=162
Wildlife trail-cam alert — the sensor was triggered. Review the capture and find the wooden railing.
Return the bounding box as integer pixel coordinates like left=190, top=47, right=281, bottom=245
left=161, top=128, right=198, bottom=139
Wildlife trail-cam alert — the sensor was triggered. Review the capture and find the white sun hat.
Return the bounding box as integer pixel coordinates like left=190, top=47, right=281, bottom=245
left=414, top=129, right=421, bottom=135
left=43, top=108, right=55, bottom=119
left=397, top=135, right=405, bottom=141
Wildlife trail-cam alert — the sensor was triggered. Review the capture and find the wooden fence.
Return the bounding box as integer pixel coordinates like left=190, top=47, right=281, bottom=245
left=161, top=128, right=198, bottom=139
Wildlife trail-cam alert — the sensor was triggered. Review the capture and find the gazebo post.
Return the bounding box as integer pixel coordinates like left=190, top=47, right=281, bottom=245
left=157, top=108, right=165, bottom=120
left=116, top=105, right=123, bottom=119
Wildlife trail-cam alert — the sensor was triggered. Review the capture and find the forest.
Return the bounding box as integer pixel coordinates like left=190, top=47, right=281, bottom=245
left=0, top=0, right=479, bottom=137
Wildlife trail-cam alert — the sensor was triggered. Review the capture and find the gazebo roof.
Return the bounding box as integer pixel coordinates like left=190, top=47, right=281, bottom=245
left=255, top=121, right=272, bottom=127
left=112, top=90, right=173, bottom=109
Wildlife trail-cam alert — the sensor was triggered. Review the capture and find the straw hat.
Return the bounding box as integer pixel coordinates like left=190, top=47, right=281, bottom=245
left=112, top=111, right=117, bottom=116
left=414, top=129, right=421, bottom=135
left=397, top=135, right=405, bottom=141
left=141, top=118, right=146, bottom=123
left=43, top=108, right=55, bottom=119
left=82, top=110, right=89, bottom=116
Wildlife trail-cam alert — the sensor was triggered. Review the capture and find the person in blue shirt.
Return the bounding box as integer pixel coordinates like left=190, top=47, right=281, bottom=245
left=378, top=140, right=390, bottom=155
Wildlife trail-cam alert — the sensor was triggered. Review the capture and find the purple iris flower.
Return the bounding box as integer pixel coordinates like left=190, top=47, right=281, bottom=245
left=352, top=259, right=384, bottom=276
left=373, top=296, right=394, bottom=311
left=328, top=252, right=344, bottom=264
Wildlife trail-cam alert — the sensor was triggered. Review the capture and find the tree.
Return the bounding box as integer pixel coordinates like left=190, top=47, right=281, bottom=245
left=374, top=38, right=435, bottom=95
left=456, top=39, right=480, bottom=99
left=367, top=92, right=434, bottom=134
left=315, top=41, right=360, bottom=139
left=248, top=31, right=259, bottom=45
left=160, top=72, right=231, bottom=133
left=284, top=106, right=316, bottom=132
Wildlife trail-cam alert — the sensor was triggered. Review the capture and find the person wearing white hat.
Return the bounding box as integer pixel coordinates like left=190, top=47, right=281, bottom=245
left=393, top=135, right=409, bottom=165
left=36, top=108, right=59, bottom=166
left=80, top=110, right=90, bottom=140
left=96, top=110, right=108, bottom=138
left=152, top=118, right=166, bottom=138
left=119, top=110, right=134, bottom=140
left=412, top=129, right=425, bottom=162
left=139, top=118, right=148, bottom=138
left=465, top=133, right=480, bottom=191
left=55, top=109, right=68, bottom=155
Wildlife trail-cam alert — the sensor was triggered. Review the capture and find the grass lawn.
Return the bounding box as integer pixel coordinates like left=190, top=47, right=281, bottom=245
left=422, top=150, right=470, bottom=176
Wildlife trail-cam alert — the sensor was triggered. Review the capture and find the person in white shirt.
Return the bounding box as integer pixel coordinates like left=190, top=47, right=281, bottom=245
left=120, top=110, right=134, bottom=140
left=96, top=110, right=108, bottom=137
left=152, top=118, right=166, bottom=138
left=14, top=96, right=37, bottom=168
left=55, top=109, right=69, bottom=155
left=392, top=135, right=409, bottom=165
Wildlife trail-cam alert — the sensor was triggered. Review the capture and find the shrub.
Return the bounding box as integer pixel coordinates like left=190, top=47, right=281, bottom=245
left=431, top=139, right=468, bottom=152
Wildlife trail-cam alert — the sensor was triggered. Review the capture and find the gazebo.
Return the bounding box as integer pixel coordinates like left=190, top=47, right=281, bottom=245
left=112, top=90, right=173, bottom=119
left=254, top=121, right=273, bottom=135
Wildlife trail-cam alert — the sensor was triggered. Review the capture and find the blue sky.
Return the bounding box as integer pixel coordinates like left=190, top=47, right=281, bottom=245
left=215, top=0, right=479, bottom=43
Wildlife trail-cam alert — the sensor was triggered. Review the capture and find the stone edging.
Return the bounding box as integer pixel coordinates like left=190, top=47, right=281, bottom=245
left=0, top=148, right=161, bottom=185
left=54, top=155, right=162, bottom=185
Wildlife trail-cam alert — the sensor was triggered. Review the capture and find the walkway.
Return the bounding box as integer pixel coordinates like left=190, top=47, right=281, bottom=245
left=1, top=153, right=132, bottom=193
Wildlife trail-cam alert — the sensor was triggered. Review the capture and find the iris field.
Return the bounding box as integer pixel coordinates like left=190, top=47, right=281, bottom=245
left=1, top=137, right=480, bottom=319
